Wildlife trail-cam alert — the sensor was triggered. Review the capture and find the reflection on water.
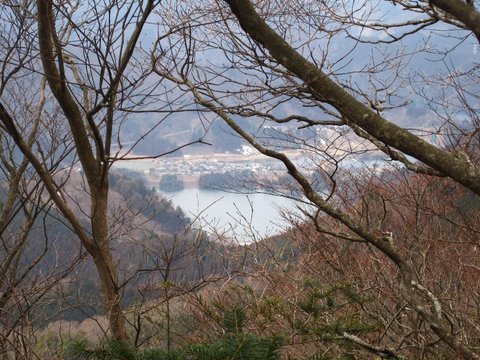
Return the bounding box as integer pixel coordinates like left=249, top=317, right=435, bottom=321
left=157, top=188, right=297, bottom=241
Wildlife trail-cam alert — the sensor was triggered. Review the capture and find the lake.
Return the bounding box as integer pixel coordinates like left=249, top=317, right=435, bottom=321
left=157, top=187, right=298, bottom=242
left=114, top=158, right=303, bottom=241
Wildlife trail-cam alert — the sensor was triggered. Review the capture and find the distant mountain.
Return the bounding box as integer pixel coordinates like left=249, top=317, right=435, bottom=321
left=117, top=112, right=256, bottom=157
left=115, top=14, right=477, bottom=158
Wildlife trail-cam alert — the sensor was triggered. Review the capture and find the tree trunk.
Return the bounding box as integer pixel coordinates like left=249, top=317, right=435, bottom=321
left=91, top=248, right=127, bottom=340
left=90, top=185, right=127, bottom=340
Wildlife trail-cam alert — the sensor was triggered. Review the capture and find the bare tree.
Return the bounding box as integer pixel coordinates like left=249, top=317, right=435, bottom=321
left=0, top=0, right=186, bottom=341
left=149, top=0, right=480, bottom=358
left=0, top=4, right=84, bottom=356
left=0, top=0, right=228, bottom=345
left=0, top=71, right=87, bottom=360
left=1, top=0, right=479, bottom=356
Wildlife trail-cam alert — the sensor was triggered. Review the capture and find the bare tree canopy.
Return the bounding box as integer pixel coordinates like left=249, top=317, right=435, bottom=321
left=0, top=0, right=480, bottom=358
left=148, top=0, right=480, bottom=358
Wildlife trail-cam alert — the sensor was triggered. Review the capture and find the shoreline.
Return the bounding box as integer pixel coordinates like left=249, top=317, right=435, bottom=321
left=114, top=150, right=303, bottom=189
left=145, top=173, right=201, bottom=189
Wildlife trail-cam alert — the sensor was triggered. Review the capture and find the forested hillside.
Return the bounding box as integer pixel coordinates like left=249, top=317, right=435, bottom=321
left=0, top=0, right=479, bottom=359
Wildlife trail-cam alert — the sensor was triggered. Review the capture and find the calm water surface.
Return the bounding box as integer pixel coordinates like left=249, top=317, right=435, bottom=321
left=157, top=188, right=297, bottom=241
left=114, top=161, right=301, bottom=240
